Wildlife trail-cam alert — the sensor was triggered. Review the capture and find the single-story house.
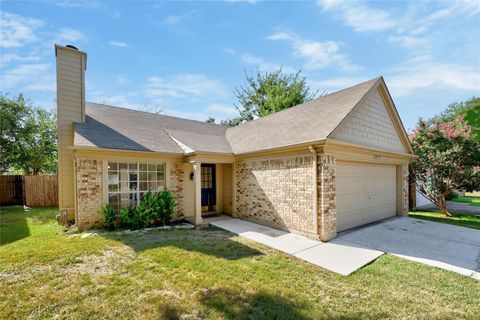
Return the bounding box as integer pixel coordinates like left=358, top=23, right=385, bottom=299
left=56, top=44, right=415, bottom=241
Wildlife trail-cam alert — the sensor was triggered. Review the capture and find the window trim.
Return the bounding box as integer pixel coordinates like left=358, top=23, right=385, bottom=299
left=103, top=160, right=169, bottom=209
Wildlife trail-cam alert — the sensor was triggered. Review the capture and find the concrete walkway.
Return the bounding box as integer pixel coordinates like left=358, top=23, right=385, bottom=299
left=205, top=215, right=383, bottom=276
left=206, top=215, right=480, bottom=279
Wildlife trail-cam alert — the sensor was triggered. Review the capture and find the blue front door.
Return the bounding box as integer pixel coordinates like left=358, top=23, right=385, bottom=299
left=201, top=164, right=216, bottom=211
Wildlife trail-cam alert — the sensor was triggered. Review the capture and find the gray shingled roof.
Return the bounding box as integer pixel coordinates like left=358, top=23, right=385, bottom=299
left=74, top=77, right=380, bottom=155
left=74, top=103, right=231, bottom=154
left=225, top=77, right=380, bottom=154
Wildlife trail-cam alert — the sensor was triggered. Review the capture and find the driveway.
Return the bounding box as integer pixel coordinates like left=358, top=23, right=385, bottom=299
left=336, top=217, right=480, bottom=279
left=207, top=215, right=480, bottom=279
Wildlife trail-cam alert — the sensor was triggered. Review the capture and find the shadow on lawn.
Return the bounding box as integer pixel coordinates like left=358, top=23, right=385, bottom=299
left=100, top=226, right=263, bottom=260
left=0, top=206, right=30, bottom=246
left=161, top=288, right=309, bottom=320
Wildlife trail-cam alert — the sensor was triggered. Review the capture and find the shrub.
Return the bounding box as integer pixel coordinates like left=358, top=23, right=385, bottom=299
left=445, top=191, right=459, bottom=201
left=117, top=188, right=178, bottom=230
left=102, top=204, right=117, bottom=230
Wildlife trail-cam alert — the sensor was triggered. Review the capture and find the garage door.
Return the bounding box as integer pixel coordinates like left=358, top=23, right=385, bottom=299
left=336, top=162, right=396, bottom=232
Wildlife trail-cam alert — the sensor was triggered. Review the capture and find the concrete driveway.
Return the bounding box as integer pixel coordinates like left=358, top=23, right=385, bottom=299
left=336, top=217, right=480, bottom=279
left=207, top=215, right=480, bottom=279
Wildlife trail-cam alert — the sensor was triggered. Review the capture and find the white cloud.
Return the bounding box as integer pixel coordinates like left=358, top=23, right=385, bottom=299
left=50, top=0, right=102, bottom=9
left=240, top=53, right=296, bottom=73
left=164, top=11, right=199, bottom=26
left=0, top=12, right=44, bottom=48
left=145, top=74, right=228, bottom=99
left=115, top=75, right=128, bottom=85
left=309, top=76, right=368, bottom=93
left=386, top=58, right=480, bottom=97
left=109, top=40, right=128, bottom=47
left=0, top=53, right=41, bottom=67
left=267, top=32, right=360, bottom=71
left=317, top=0, right=395, bottom=32
left=206, top=103, right=236, bottom=115
left=54, top=28, right=87, bottom=43
left=0, top=63, right=54, bottom=92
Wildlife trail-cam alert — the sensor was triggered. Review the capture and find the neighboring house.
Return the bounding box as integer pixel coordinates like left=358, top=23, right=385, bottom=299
left=55, top=44, right=415, bottom=241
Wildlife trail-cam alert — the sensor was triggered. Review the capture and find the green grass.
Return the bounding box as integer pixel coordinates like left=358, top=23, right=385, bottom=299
left=451, top=196, right=480, bottom=206
left=1, top=206, right=479, bottom=319
left=409, top=211, right=480, bottom=230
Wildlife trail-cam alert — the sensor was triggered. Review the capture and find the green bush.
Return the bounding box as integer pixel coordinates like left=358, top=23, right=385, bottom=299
left=445, top=191, right=459, bottom=200
left=117, top=188, right=178, bottom=230
left=102, top=205, right=117, bottom=230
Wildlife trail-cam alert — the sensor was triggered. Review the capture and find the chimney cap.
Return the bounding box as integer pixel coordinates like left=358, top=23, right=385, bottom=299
left=66, top=44, right=79, bottom=50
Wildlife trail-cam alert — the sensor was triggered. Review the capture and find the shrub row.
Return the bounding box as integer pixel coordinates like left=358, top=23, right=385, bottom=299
left=102, top=189, right=178, bottom=230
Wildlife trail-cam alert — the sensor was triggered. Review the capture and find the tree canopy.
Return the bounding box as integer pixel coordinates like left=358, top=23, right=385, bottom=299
left=209, top=68, right=319, bottom=126
left=0, top=94, right=57, bottom=175
left=410, top=100, right=480, bottom=216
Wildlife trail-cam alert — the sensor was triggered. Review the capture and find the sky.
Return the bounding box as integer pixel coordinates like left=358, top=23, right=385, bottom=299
left=1, top=0, right=479, bottom=130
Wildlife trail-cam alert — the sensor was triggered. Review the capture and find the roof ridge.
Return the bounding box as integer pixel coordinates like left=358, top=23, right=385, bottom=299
left=226, top=76, right=381, bottom=133
left=86, top=102, right=229, bottom=128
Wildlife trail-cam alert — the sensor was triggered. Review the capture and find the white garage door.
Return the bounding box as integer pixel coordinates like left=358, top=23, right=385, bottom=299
left=336, top=162, right=396, bottom=232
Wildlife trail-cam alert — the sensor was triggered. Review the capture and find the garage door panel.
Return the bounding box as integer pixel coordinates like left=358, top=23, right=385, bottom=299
left=336, top=162, right=396, bottom=232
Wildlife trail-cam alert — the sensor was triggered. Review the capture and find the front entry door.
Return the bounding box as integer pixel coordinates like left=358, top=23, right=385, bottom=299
left=201, top=164, right=216, bottom=212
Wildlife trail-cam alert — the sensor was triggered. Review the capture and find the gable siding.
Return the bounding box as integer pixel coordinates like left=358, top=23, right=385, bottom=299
left=330, top=88, right=405, bottom=153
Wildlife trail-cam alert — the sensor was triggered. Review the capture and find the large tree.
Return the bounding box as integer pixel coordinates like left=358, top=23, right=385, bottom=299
left=0, top=94, right=57, bottom=175
left=218, top=68, right=319, bottom=126
left=410, top=115, right=479, bottom=216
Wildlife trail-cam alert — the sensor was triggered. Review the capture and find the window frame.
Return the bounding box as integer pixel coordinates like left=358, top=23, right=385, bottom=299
left=103, top=160, right=168, bottom=210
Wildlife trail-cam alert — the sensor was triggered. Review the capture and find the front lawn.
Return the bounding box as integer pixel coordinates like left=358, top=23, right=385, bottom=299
left=409, top=211, right=480, bottom=230
left=1, top=206, right=479, bottom=319
left=451, top=196, right=480, bottom=206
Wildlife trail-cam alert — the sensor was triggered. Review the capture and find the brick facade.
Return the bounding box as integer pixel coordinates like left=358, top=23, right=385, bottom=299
left=168, top=162, right=185, bottom=217
left=317, top=155, right=337, bottom=241
left=76, top=159, right=104, bottom=230
left=399, top=163, right=409, bottom=216
left=235, top=155, right=316, bottom=236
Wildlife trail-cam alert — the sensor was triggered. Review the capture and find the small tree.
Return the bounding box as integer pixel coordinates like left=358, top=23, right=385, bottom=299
left=0, top=94, right=57, bottom=175
left=410, top=116, right=479, bottom=216
left=219, top=68, right=319, bottom=126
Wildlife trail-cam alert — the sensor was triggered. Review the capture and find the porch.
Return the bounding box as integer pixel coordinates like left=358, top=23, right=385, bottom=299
left=182, top=155, right=234, bottom=225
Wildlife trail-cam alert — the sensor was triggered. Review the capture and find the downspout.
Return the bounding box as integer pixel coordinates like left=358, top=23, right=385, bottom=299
left=309, top=145, right=318, bottom=237
left=72, top=149, right=78, bottom=226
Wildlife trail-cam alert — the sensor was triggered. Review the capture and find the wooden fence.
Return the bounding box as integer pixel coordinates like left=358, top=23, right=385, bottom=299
left=0, top=175, right=58, bottom=207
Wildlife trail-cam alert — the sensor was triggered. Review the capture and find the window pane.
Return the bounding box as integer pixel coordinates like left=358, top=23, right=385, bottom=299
left=119, top=170, right=129, bottom=181
left=157, top=172, right=165, bottom=181
left=140, top=163, right=148, bottom=171
left=108, top=162, right=117, bottom=170
left=129, top=173, right=138, bottom=181
left=139, top=192, right=146, bottom=201
left=129, top=182, right=137, bottom=191
left=140, top=182, right=148, bottom=191
left=157, top=181, right=165, bottom=190
left=129, top=163, right=138, bottom=170
left=148, top=181, right=156, bottom=190
left=108, top=171, right=119, bottom=184
left=108, top=184, right=119, bottom=192
left=120, top=182, right=129, bottom=192
left=119, top=163, right=128, bottom=170
left=109, top=193, right=119, bottom=204
left=157, top=164, right=165, bottom=172
left=140, top=171, right=148, bottom=181
left=148, top=172, right=156, bottom=182
left=120, top=193, right=131, bottom=205
left=148, top=164, right=156, bottom=171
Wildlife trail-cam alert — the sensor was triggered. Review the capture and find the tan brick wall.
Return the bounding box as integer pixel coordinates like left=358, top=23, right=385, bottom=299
left=235, top=155, right=315, bottom=235
left=399, top=163, right=409, bottom=216
left=168, top=162, right=184, bottom=217
left=317, top=155, right=336, bottom=241
left=76, top=159, right=103, bottom=230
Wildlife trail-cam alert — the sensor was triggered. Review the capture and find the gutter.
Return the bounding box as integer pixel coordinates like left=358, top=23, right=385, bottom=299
left=309, top=145, right=319, bottom=237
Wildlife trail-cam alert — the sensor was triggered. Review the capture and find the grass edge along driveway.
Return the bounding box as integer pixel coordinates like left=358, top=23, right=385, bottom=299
left=1, top=206, right=479, bottom=319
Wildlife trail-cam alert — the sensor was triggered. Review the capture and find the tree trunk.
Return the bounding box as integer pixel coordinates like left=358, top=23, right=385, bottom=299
left=437, top=194, right=451, bottom=217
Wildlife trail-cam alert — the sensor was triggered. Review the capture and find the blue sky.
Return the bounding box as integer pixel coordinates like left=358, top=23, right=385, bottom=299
left=1, top=0, right=479, bottom=130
